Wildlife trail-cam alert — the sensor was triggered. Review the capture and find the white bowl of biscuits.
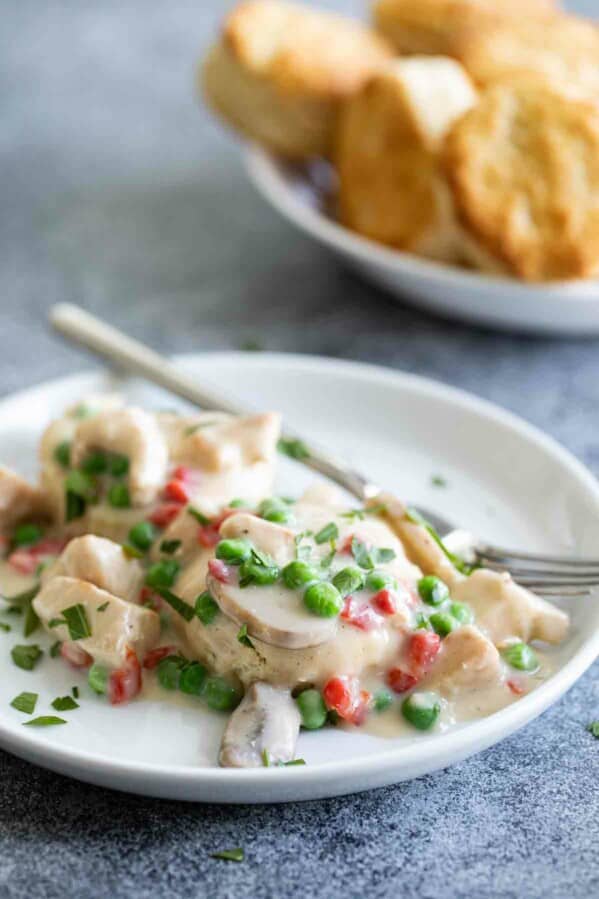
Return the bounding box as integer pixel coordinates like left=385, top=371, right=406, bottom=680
left=201, top=0, right=599, bottom=334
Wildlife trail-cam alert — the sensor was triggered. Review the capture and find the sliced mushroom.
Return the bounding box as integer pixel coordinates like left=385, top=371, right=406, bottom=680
left=33, top=575, right=160, bottom=668
left=43, top=534, right=144, bottom=602
left=423, top=625, right=502, bottom=696
left=219, top=682, right=301, bottom=768
left=219, top=513, right=296, bottom=566
left=452, top=568, right=569, bottom=646
left=175, top=412, right=280, bottom=471
left=207, top=574, right=338, bottom=650
left=0, top=466, right=51, bottom=534
left=71, top=407, right=168, bottom=506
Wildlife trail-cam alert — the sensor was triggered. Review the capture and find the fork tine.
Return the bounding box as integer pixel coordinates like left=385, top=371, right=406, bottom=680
left=477, top=545, right=599, bottom=567
left=531, top=586, right=592, bottom=598
left=508, top=575, right=599, bottom=587
left=480, top=559, right=599, bottom=579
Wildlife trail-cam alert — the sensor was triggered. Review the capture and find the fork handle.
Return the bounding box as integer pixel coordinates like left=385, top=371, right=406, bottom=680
left=50, top=304, right=377, bottom=501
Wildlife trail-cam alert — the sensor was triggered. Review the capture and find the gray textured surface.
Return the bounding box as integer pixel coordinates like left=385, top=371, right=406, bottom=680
left=1, top=1, right=598, bottom=897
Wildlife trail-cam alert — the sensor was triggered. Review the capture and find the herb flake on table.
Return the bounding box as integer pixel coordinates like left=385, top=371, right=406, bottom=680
left=11, top=644, right=43, bottom=671
left=72, top=686, right=79, bottom=699
left=23, top=716, right=66, bottom=727
left=211, top=848, right=244, bottom=863
left=588, top=721, right=599, bottom=738
left=431, top=474, right=448, bottom=488
left=23, top=600, right=40, bottom=638
left=11, top=692, right=38, bottom=714
left=52, top=695, right=79, bottom=712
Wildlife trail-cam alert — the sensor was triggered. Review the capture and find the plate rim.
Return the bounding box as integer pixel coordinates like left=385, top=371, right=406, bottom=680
left=245, top=146, right=599, bottom=301
left=1, top=351, right=598, bottom=801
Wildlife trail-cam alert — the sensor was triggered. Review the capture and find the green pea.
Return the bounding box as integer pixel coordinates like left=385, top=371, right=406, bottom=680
left=202, top=676, right=241, bottom=711
left=502, top=642, right=539, bottom=672
left=65, top=469, right=96, bottom=499
left=296, top=688, right=327, bottom=730
left=107, top=483, right=130, bottom=508
left=128, top=521, right=156, bottom=552
left=195, top=591, right=219, bottom=625
left=258, top=497, right=291, bottom=523
left=366, top=570, right=397, bottom=592
left=282, top=560, right=319, bottom=590
left=402, top=692, right=441, bottom=731
left=53, top=441, right=71, bottom=469
left=108, top=454, right=129, bottom=477
left=304, top=582, right=343, bottom=618
left=81, top=451, right=108, bottom=475
left=179, top=662, right=207, bottom=696
left=449, top=602, right=473, bottom=625
left=145, top=559, right=180, bottom=590
left=13, top=524, right=43, bottom=547
left=332, top=566, right=365, bottom=597
left=215, top=538, right=252, bottom=565
left=239, top=559, right=280, bottom=587
left=417, top=575, right=450, bottom=606
left=373, top=689, right=393, bottom=713
left=429, top=611, right=458, bottom=638
left=157, top=655, right=186, bottom=690
left=88, top=663, right=108, bottom=695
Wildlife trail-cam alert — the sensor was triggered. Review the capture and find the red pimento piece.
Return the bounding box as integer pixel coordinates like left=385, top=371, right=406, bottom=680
left=386, top=667, right=419, bottom=694
left=351, top=690, right=372, bottom=726
left=143, top=645, right=178, bottom=669
left=164, top=479, right=191, bottom=504
left=408, top=630, right=441, bottom=674
left=372, top=588, right=398, bottom=616
left=341, top=596, right=383, bottom=631
left=208, top=558, right=232, bottom=584
left=507, top=679, right=525, bottom=696
left=60, top=641, right=93, bottom=669
left=7, top=549, right=39, bottom=575
left=339, top=534, right=355, bottom=555
left=323, top=675, right=361, bottom=721
left=148, top=503, right=182, bottom=528
left=108, top=648, right=142, bottom=705
left=172, top=465, right=195, bottom=483
left=197, top=524, right=220, bottom=549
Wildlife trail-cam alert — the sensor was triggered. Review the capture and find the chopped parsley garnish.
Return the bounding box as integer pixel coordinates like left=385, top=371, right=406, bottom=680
left=11, top=644, right=43, bottom=671
left=314, top=522, right=339, bottom=545
left=155, top=588, right=195, bottom=622
left=2, top=585, right=39, bottom=609
left=262, top=748, right=270, bottom=767
left=0, top=623, right=10, bottom=633
left=405, top=507, right=474, bottom=575
left=13, top=523, right=43, bottom=547
left=239, top=338, right=264, bottom=352
left=211, top=848, right=244, bottom=863
left=237, top=624, right=255, bottom=650
left=49, top=641, right=61, bottom=658
left=53, top=440, right=71, bottom=468
left=23, top=601, right=40, bottom=638
left=277, top=438, right=310, bottom=460
left=160, top=539, right=182, bottom=555
left=351, top=538, right=395, bottom=570
left=283, top=759, right=306, bottom=766
left=52, top=696, right=79, bottom=711
left=61, top=604, right=92, bottom=641
left=72, top=686, right=79, bottom=699
left=188, top=507, right=211, bottom=526
left=97, top=602, right=109, bottom=613
left=122, top=544, right=144, bottom=560
left=319, top=541, right=337, bottom=570
left=11, top=692, right=38, bottom=714
left=431, top=475, right=447, bottom=488
left=23, top=716, right=66, bottom=727
left=588, top=721, right=599, bottom=738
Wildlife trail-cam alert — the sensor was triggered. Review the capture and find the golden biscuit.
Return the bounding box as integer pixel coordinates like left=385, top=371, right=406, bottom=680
left=443, top=83, right=599, bottom=281
left=455, top=15, right=599, bottom=104
left=336, top=57, right=476, bottom=261
left=202, top=0, right=392, bottom=159
left=373, top=0, right=558, bottom=57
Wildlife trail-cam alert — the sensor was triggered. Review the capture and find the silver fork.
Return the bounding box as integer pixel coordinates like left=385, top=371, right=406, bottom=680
left=49, top=303, right=599, bottom=598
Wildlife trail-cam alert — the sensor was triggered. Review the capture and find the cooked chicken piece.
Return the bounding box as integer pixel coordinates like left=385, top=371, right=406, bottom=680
left=43, top=535, right=143, bottom=603
left=219, top=513, right=296, bottom=566
left=149, top=507, right=205, bottom=562
left=219, top=682, right=301, bottom=768
left=174, top=412, right=280, bottom=472
left=85, top=505, right=150, bottom=545
left=33, top=576, right=160, bottom=668
left=453, top=568, right=569, bottom=646
left=156, top=411, right=232, bottom=455
left=64, top=394, right=124, bottom=420
left=0, top=466, right=50, bottom=534
left=423, top=625, right=501, bottom=696
left=71, top=407, right=168, bottom=506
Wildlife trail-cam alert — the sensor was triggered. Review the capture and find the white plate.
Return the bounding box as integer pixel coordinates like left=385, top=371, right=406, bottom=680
left=1, top=353, right=598, bottom=803
left=246, top=148, right=599, bottom=337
